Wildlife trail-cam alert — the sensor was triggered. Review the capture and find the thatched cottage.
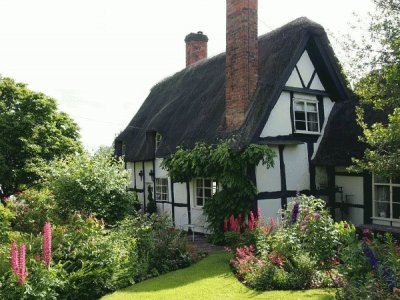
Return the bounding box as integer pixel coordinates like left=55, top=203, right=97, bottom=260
left=115, top=0, right=398, bottom=232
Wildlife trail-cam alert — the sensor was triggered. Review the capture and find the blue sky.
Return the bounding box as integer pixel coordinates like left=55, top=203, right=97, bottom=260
left=0, top=0, right=372, bottom=150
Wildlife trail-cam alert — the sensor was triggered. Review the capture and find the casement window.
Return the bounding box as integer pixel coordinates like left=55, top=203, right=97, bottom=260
left=373, top=175, right=400, bottom=220
left=155, top=133, right=162, bottom=151
left=195, top=178, right=217, bottom=207
left=155, top=178, right=168, bottom=201
left=293, top=97, right=320, bottom=133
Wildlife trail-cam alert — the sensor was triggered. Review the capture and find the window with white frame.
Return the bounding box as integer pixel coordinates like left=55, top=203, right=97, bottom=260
left=373, top=175, right=400, bottom=220
left=155, top=178, right=168, bottom=201
left=293, top=97, right=320, bottom=133
left=195, top=178, right=217, bottom=207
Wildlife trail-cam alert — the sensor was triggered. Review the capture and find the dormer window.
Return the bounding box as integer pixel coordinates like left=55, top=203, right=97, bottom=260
left=155, top=133, right=162, bottom=151
left=293, top=96, right=320, bottom=134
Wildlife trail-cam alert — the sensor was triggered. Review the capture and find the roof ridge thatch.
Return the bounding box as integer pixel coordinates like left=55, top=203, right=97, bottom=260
left=116, top=17, right=351, bottom=162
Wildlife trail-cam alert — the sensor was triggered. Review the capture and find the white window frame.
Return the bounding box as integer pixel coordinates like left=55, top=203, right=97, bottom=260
left=293, top=96, right=320, bottom=134
left=195, top=178, right=217, bottom=208
left=155, top=178, right=168, bottom=202
left=372, top=174, right=400, bottom=222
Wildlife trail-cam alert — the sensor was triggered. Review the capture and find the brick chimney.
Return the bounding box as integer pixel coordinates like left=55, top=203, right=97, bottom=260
left=185, top=31, right=208, bottom=67
left=225, top=0, right=258, bottom=131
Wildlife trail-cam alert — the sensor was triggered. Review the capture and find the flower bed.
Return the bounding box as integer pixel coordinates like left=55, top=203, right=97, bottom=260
left=224, top=195, right=400, bottom=299
left=0, top=208, right=199, bottom=300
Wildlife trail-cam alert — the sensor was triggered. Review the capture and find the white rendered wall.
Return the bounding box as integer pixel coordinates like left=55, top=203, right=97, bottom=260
left=260, top=92, right=292, bottom=137
left=173, top=182, right=187, bottom=204
left=315, top=166, right=328, bottom=189
left=335, top=176, right=364, bottom=206
left=256, top=146, right=281, bottom=192
left=285, top=51, right=325, bottom=91
left=335, top=175, right=364, bottom=226
left=126, top=162, right=135, bottom=189
left=134, top=161, right=144, bottom=203
left=258, top=199, right=282, bottom=220
left=284, top=144, right=310, bottom=191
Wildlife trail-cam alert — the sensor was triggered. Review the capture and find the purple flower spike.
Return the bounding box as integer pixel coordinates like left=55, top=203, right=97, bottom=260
left=362, top=244, right=379, bottom=272
left=291, top=202, right=300, bottom=224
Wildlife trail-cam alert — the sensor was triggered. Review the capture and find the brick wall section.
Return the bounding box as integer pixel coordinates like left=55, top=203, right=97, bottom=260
left=185, top=32, right=208, bottom=67
left=225, top=0, right=258, bottom=131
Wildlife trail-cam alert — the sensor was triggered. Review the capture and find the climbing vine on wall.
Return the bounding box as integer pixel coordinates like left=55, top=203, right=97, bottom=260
left=161, top=139, right=275, bottom=242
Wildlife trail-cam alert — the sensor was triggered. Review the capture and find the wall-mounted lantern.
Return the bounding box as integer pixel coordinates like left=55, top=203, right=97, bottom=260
left=139, top=170, right=144, bottom=181
left=149, top=169, right=155, bottom=182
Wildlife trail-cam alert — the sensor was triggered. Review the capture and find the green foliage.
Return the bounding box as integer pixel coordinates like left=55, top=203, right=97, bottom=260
left=39, top=148, right=138, bottom=224
left=0, top=212, right=196, bottom=299
left=146, top=184, right=157, bottom=214
left=5, top=189, right=59, bottom=234
left=0, top=262, right=65, bottom=300
left=0, top=77, right=82, bottom=194
left=162, top=139, right=275, bottom=242
left=338, top=233, right=400, bottom=299
left=341, top=1, right=400, bottom=177
left=0, top=203, right=14, bottom=243
left=230, top=195, right=350, bottom=291
left=279, top=195, right=340, bottom=267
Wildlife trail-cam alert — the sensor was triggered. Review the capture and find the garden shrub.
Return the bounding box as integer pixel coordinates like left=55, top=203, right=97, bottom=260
left=5, top=189, right=59, bottom=234
left=146, top=184, right=157, bottom=214
left=338, top=231, right=400, bottom=299
left=229, top=195, right=347, bottom=291
left=0, top=203, right=14, bottom=243
left=0, top=208, right=197, bottom=299
left=39, top=148, right=139, bottom=224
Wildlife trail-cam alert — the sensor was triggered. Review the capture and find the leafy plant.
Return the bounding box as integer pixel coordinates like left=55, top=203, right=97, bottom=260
left=162, top=139, right=275, bottom=242
left=38, top=148, right=139, bottom=224
left=0, top=203, right=14, bottom=243
left=0, top=77, right=82, bottom=194
left=5, top=189, right=59, bottom=234
left=338, top=232, right=400, bottom=299
left=146, top=184, right=157, bottom=214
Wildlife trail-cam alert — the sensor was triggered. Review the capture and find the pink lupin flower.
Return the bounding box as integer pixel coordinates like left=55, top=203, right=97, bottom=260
left=224, top=218, right=229, bottom=231
left=257, top=208, right=261, bottom=220
left=229, top=215, right=236, bottom=231
left=269, top=217, right=276, bottom=228
left=43, top=222, right=52, bottom=267
left=35, top=253, right=41, bottom=262
left=11, top=241, right=19, bottom=275
left=18, top=244, right=28, bottom=285
left=248, top=211, right=255, bottom=230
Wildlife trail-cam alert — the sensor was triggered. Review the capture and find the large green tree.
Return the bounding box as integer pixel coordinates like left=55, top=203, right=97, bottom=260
left=343, top=0, right=400, bottom=177
left=0, top=77, right=82, bottom=193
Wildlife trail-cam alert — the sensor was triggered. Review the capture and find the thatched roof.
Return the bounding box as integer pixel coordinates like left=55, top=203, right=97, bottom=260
left=312, top=101, right=388, bottom=166
left=116, top=17, right=351, bottom=161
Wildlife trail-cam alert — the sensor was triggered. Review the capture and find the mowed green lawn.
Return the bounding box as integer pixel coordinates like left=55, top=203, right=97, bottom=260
left=102, top=251, right=335, bottom=300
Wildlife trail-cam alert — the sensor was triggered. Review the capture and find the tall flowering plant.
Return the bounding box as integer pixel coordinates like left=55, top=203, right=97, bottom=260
left=10, top=241, right=28, bottom=285
left=43, top=222, right=52, bottom=267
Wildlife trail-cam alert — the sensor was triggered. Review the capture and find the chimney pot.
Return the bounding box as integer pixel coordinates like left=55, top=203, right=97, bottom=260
left=185, top=32, right=208, bottom=67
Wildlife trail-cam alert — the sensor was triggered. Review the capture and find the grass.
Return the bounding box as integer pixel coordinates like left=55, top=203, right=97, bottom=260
left=102, top=251, right=336, bottom=300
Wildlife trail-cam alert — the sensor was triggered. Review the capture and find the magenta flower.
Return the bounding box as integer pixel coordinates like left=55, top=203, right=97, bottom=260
left=43, top=222, right=52, bottom=267
left=18, top=244, right=28, bottom=285
left=11, top=241, right=19, bottom=275
left=257, top=208, right=261, bottom=219
left=270, top=217, right=276, bottom=228
left=312, top=212, right=321, bottom=219
left=224, top=218, right=229, bottom=231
